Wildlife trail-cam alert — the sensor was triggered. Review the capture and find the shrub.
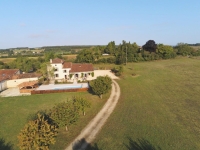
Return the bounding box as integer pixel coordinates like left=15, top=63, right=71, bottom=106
left=91, top=72, right=94, bottom=77
left=54, top=80, right=58, bottom=84
left=18, top=114, right=57, bottom=150
left=69, top=74, right=73, bottom=79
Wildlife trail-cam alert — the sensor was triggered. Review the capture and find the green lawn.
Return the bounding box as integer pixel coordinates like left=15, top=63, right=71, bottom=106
left=89, top=57, right=200, bottom=150
left=0, top=91, right=109, bottom=150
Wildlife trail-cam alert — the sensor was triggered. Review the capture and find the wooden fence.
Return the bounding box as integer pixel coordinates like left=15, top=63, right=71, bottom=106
left=20, top=89, right=34, bottom=93
left=31, top=88, right=88, bottom=95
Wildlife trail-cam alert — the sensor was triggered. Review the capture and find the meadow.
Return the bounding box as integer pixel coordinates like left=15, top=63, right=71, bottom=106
left=89, top=57, right=200, bottom=150
left=0, top=91, right=110, bottom=150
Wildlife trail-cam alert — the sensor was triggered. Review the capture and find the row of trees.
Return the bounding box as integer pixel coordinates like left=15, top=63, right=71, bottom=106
left=18, top=96, right=91, bottom=150
left=0, top=52, right=60, bottom=78
left=75, top=40, right=200, bottom=65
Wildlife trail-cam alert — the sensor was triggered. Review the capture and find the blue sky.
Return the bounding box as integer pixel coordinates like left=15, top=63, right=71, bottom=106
left=0, top=0, right=200, bottom=49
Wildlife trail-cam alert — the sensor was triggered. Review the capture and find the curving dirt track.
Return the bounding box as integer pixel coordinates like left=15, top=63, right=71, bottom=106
left=65, top=80, right=120, bottom=150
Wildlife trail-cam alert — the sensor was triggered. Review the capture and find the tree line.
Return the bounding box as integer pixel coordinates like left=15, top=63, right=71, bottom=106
left=75, top=40, right=200, bottom=64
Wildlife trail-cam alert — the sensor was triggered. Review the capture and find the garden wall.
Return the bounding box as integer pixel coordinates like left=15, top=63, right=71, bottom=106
left=31, top=88, right=88, bottom=95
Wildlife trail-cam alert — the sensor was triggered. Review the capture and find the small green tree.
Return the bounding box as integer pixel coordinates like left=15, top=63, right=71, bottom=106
left=72, top=96, right=91, bottom=116
left=69, top=74, right=73, bottom=79
left=91, top=72, right=94, bottom=77
left=49, top=101, right=79, bottom=131
left=89, top=76, right=112, bottom=99
left=18, top=114, right=57, bottom=150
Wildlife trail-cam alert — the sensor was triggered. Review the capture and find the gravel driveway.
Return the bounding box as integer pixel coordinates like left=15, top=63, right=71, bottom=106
left=65, top=80, right=120, bottom=150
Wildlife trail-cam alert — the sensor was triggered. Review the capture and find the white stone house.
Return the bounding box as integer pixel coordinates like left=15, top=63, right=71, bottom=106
left=49, top=58, right=94, bottom=82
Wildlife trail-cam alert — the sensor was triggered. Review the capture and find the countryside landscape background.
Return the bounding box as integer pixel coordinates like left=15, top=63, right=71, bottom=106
left=1, top=0, right=200, bottom=150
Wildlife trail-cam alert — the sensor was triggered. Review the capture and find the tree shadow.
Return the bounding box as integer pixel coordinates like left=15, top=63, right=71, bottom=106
left=0, top=138, right=13, bottom=150
left=87, top=86, right=96, bottom=96
left=72, top=138, right=101, bottom=150
left=124, top=137, right=161, bottom=150
left=86, top=143, right=102, bottom=150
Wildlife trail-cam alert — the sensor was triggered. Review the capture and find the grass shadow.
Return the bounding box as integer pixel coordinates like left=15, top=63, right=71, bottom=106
left=72, top=138, right=101, bottom=150
left=125, top=137, right=161, bottom=150
left=0, top=138, right=13, bottom=150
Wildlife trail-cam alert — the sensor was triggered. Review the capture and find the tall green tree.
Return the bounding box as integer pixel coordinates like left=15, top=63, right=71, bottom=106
left=45, top=52, right=55, bottom=62
left=104, top=41, right=116, bottom=55
left=49, top=101, right=79, bottom=131
left=72, top=96, right=91, bottom=116
left=18, top=114, right=57, bottom=150
left=89, top=76, right=112, bottom=99
left=142, top=40, right=157, bottom=53
left=157, top=44, right=176, bottom=59
left=175, top=43, right=194, bottom=56
left=75, top=49, right=96, bottom=63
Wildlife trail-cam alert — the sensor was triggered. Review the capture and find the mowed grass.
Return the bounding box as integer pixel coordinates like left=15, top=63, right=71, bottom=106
left=0, top=58, right=16, bottom=63
left=90, top=57, right=200, bottom=150
left=0, top=91, right=110, bottom=150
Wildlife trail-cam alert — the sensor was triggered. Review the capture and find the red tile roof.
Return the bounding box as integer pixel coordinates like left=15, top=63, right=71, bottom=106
left=69, top=63, right=94, bottom=73
left=63, top=62, right=72, bottom=68
left=0, top=69, right=20, bottom=82
left=12, top=73, right=42, bottom=79
left=51, top=58, right=65, bottom=64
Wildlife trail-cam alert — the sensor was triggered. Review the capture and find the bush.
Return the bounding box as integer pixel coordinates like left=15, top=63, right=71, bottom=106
left=91, top=72, right=94, bottom=77
left=18, top=114, right=57, bottom=150
left=69, top=74, right=73, bottom=79
left=54, top=80, right=58, bottom=84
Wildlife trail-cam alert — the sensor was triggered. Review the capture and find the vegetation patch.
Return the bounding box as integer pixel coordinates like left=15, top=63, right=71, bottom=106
left=0, top=91, right=110, bottom=150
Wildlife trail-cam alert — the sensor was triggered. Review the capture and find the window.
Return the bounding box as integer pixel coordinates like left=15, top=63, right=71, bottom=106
left=55, top=74, right=59, bottom=77
left=54, top=68, right=58, bottom=71
left=63, top=70, right=67, bottom=73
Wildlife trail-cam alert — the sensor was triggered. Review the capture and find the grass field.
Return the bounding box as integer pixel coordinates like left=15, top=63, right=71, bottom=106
left=0, top=91, right=110, bottom=150
left=0, top=58, right=16, bottom=63
left=0, top=54, right=77, bottom=64
left=190, top=46, right=200, bottom=50
left=89, top=57, right=200, bottom=150
left=62, top=54, right=77, bottom=62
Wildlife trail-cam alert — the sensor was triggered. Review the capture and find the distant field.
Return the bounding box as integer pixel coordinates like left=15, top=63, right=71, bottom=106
left=63, top=54, right=77, bottom=61
left=0, top=91, right=110, bottom=150
left=0, top=58, right=15, bottom=63
left=190, top=46, right=200, bottom=50
left=90, top=57, right=200, bottom=150
left=0, top=55, right=77, bottom=64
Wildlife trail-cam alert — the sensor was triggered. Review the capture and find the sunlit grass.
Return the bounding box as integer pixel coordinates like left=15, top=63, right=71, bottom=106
left=90, top=57, right=200, bottom=150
